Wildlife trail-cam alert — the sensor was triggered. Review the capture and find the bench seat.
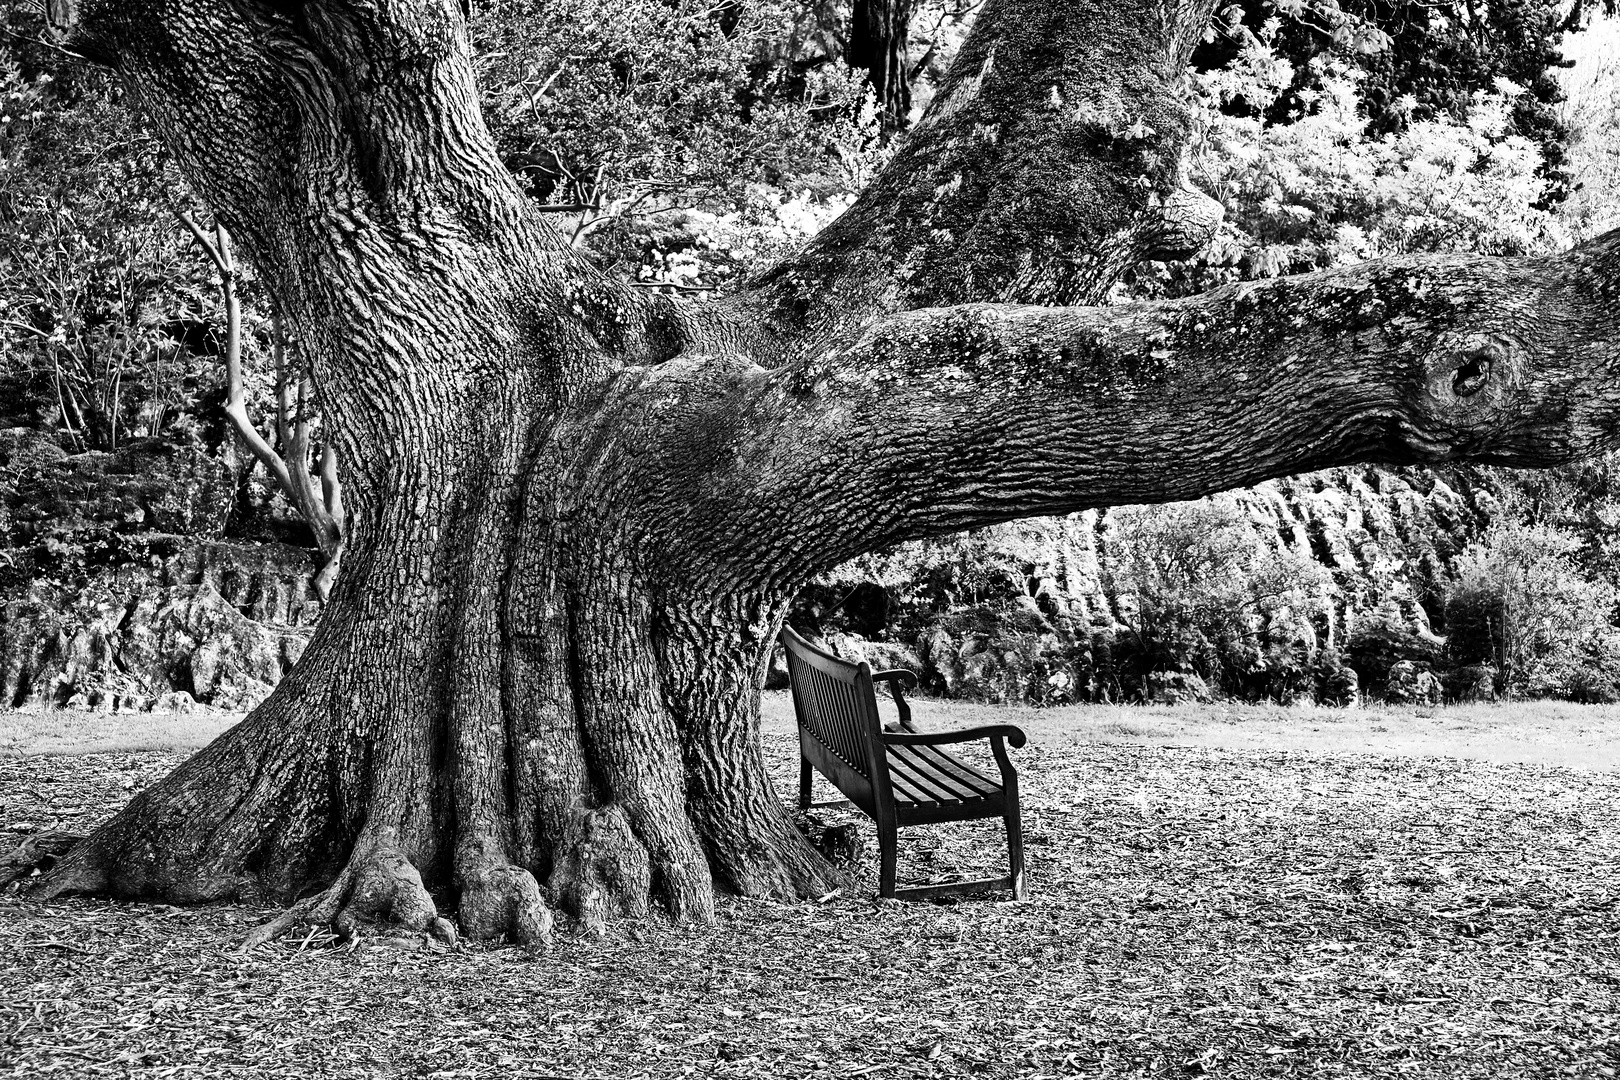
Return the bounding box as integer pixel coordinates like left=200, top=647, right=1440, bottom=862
left=886, top=744, right=1003, bottom=814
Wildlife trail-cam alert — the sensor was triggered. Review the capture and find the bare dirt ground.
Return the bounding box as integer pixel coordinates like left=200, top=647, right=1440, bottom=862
left=4, top=698, right=1619, bottom=1078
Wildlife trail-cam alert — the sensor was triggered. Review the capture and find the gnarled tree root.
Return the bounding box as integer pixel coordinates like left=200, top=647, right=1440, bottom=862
left=240, top=830, right=454, bottom=952
left=547, top=804, right=655, bottom=935
left=457, top=838, right=554, bottom=945
left=0, top=830, right=86, bottom=892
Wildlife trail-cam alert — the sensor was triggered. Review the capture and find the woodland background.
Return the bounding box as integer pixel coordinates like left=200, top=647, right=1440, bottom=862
left=5, top=0, right=1620, bottom=715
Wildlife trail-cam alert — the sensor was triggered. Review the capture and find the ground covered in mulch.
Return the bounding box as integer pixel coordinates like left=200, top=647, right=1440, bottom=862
left=3, top=735, right=1618, bottom=1079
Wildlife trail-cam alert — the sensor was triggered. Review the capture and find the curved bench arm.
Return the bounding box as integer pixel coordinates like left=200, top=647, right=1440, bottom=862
left=869, top=669, right=918, bottom=690
left=870, top=668, right=919, bottom=731
left=881, top=724, right=1028, bottom=750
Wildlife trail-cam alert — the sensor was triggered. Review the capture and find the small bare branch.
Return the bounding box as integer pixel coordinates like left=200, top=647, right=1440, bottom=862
left=175, top=210, right=226, bottom=275
left=178, top=213, right=345, bottom=599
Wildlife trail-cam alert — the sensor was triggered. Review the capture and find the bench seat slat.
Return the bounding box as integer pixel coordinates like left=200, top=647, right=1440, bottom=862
left=883, top=760, right=937, bottom=804
left=884, top=755, right=959, bottom=805
left=887, top=744, right=984, bottom=793
left=886, top=746, right=991, bottom=803
left=906, top=743, right=1002, bottom=798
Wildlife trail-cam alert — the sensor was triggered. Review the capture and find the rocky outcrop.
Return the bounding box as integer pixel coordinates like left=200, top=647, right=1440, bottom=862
left=810, top=465, right=1515, bottom=705
left=0, top=430, right=320, bottom=712
left=0, top=542, right=318, bottom=712
left=1010, top=466, right=1500, bottom=641
left=2, top=434, right=236, bottom=543
left=0, top=428, right=1564, bottom=711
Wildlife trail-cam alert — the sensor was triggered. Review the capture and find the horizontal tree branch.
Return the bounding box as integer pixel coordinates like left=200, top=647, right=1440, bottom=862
left=624, top=233, right=1620, bottom=590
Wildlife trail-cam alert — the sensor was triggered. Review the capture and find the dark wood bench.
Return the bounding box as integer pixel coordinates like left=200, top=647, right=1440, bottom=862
left=781, top=625, right=1027, bottom=900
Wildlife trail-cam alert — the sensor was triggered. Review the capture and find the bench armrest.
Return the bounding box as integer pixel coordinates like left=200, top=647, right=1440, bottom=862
left=870, top=668, right=919, bottom=731
left=869, top=669, right=918, bottom=690
left=881, top=724, right=1028, bottom=750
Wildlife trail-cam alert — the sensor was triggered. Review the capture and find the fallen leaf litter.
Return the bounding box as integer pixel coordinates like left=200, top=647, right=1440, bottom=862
left=2, top=737, right=1616, bottom=1078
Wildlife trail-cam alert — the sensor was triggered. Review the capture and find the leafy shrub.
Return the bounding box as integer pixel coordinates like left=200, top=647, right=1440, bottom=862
left=0, top=22, right=259, bottom=454
left=1344, top=606, right=1446, bottom=698
left=1132, top=26, right=1567, bottom=301
left=1554, top=14, right=1620, bottom=240
left=473, top=0, right=885, bottom=287
left=1200, top=0, right=1575, bottom=201
left=1103, top=498, right=1335, bottom=702
left=825, top=519, right=1079, bottom=616
left=1442, top=518, right=1620, bottom=699
left=1312, top=648, right=1360, bottom=706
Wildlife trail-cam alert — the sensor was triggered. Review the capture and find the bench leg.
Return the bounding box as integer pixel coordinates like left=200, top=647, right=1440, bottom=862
left=798, top=755, right=812, bottom=811
left=1005, top=785, right=1026, bottom=900
left=878, top=820, right=898, bottom=899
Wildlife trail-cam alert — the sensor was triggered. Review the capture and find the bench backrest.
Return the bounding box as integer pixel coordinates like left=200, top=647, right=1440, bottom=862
left=781, top=625, right=892, bottom=815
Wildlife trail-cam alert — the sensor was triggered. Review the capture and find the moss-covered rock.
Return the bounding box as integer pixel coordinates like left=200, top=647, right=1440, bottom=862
left=4, top=438, right=234, bottom=545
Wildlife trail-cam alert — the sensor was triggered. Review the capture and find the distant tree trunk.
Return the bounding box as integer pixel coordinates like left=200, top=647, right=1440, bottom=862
left=26, top=0, right=1620, bottom=946
left=849, top=0, right=914, bottom=126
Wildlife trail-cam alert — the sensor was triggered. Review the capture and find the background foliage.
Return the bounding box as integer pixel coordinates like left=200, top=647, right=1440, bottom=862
left=0, top=19, right=211, bottom=452
left=6, top=0, right=1620, bottom=709
left=802, top=0, right=1620, bottom=707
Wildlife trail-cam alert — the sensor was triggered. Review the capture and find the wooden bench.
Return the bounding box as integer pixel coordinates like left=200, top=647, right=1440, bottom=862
left=781, top=625, right=1027, bottom=900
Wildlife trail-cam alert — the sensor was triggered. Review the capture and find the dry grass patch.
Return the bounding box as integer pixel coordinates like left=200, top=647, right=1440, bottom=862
left=0, top=711, right=239, bottom=758
left=7, top=696, right=1619, bottom=768
left=760, top=694, right=1620, bottom=770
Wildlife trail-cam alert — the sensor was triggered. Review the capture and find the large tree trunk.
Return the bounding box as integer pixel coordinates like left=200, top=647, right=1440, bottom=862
left=728, top=0, right=1226, bottom=359
left=35, top=0, right=848, bottom=940
left=27, top=0, right=1620, bottom=944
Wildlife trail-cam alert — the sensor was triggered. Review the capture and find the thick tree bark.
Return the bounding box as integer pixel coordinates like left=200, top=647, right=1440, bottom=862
left=25, top=0, right=1620, bottom=943
left=727, top=0, right=1227, bottom=360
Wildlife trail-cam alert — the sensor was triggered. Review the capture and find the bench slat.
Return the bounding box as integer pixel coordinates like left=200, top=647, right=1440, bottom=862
left=905, top=743, right=1001, bottom=798
left=895, top=744, right=989, bottom=799
left=883, top=759, right=936, bottom=804
left=886, top=746, right=986, bottom=803
left=800, top=664, right=872, bottom=778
